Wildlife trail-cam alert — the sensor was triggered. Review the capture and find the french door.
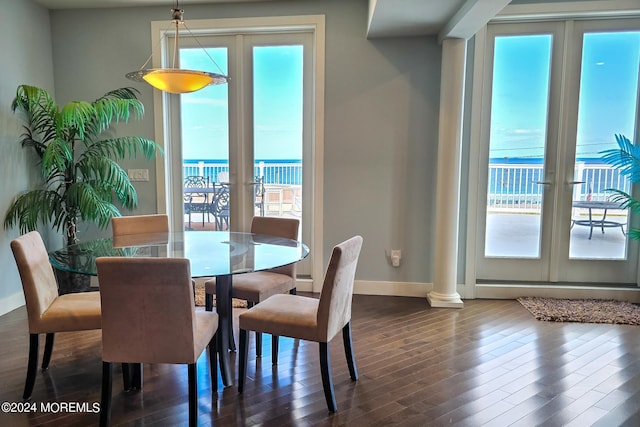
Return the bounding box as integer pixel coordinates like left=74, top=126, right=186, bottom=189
left=476, top=19, right=640, bottom=284
left=156, top=17, right=322, bottom=279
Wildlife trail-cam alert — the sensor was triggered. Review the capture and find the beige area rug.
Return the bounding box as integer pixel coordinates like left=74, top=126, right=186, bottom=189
left=194, top=283, right=247, bottom=308
left=517, top=297, right=640, bottom=325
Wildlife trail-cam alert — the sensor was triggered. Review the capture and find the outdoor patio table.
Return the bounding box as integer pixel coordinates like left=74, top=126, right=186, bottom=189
left=571, top=200, right=626, bottom=240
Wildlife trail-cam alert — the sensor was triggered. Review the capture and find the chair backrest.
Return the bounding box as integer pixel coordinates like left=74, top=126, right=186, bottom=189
left=184, top=176, right=208, bottom=188
left=210, top=184, right=230, bottom=215
left=10, top=231, right=59, bottom=333
left=217, top=171, right=229, bottom=183
left=250, top=216, right=300, bottom=277
left=316, top=235, right=363, bottom=342
left=254, top=177, right=265, bottom=216
left=96, top=257, right=198, bottom=364
left=111, top=214, right=169, bottom=237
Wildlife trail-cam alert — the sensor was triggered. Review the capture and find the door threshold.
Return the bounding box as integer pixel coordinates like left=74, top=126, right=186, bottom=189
left=475, top=282, right=640, bottom=303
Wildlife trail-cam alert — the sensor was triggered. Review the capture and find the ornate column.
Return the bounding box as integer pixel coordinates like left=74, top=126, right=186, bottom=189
left=427, top=38, right=466, bottom=308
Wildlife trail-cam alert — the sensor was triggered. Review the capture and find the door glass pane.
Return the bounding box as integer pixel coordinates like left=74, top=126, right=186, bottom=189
left=253, top=45, right=303, bottom=233
left=180, top=47, right=230, bottom=231
left=485, top=35, right=552, bottom=258
left=569, top=31, right=640, bottom=259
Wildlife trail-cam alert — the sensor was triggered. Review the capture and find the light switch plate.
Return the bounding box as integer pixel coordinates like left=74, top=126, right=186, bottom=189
left=128, top=169, right=149, bottom=181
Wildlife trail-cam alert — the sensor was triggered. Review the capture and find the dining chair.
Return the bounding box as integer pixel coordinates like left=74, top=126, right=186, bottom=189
left=207, top=183, right=230, bottom=230
left=238, top=235, right=363, bottom=413
left=184, top=176, right=209, bottom=228
left=96, top=257, right=219, bottom=427
left=111, top=213, right=169, bottom=236
left=10, top=231, right=102, bottom=400
left=110, top=215, right=195, bottom=391
left=254, top=175, right=265, bottom=216
left=204, top=216, right=299, bottom=357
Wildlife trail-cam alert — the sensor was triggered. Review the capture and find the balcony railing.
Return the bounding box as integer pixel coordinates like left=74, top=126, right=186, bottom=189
left=184, top=160, right=302, bottom=185
left=183, top=160, right=629, bottom=212
left=183, top=160, right=302, bottom=218
left=487, top=161, right=629, bottom=210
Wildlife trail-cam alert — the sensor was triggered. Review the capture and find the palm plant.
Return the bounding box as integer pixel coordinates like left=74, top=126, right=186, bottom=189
left=4, top=85, right=162, bottom=246
left=600, top=134, right=640, bottom=240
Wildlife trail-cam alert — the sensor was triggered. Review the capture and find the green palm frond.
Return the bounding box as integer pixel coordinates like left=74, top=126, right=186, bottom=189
left=98, top=87, right=140, bottom=101
left=59, top=101, right=95, bottom=141
left=65, top=182, right=121, bottom=229
left=17, top=128, right=48, bottom=158
left=41, top=137, right=73, bottom=178
left=5, top=85, right=161, bottom=245
left=628, top=229, right=640, bottom=241
left=601, top=134, right=640, bottom=240
left=93, top=97, right=144, bottom=127
left=606, top=189, right=640, bottom=211
left=13, top=85, right=57, bottom=119
left=601, top=134, right=640, bottom=182
left=76, top=155, right=138, bottom=208
left=3, top=190, right=64, bottom=234
left=12, top=85, right=59, bottom=158
left=88, top=88, right=144, bottom=137
left=83, top=136, right=162, bottom=161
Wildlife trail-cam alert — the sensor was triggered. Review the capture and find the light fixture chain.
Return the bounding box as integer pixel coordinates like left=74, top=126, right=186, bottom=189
left=125, top=2, right=229, bottom=93
left=182, top=21, right=227, bottom=77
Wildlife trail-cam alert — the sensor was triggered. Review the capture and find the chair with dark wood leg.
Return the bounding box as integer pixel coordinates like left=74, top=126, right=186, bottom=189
left=204, top=216, right=299, bottom=357
left=238, top=235, right=363, bottom=412
left=10, top=231, right=102, bottom=401
left=96, top=257, right=219, bottom=427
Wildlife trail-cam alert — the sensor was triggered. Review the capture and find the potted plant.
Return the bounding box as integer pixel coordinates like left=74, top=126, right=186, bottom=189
left=600, top=133, right=640, bottom=240
left=4, top=85, right=161, bottom=291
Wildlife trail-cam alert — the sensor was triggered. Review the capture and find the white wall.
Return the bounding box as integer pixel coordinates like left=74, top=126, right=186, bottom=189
left=0, top=0, right=56, bottom=315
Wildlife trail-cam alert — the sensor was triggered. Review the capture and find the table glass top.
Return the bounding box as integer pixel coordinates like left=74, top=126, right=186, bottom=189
left=49, top=231, right=309, bottom=277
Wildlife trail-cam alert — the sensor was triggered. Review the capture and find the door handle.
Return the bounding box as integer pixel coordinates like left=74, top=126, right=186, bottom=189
left=533, top=181, right=552, bottom=186
left=567, top=181, right=585, bottom=185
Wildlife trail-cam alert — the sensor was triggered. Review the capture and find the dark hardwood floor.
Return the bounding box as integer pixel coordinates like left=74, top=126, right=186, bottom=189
left=2, top=294, right=640, bottom=426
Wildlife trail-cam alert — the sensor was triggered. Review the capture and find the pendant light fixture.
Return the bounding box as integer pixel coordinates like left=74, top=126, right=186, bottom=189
left=126, top=2, right=229, bottom=94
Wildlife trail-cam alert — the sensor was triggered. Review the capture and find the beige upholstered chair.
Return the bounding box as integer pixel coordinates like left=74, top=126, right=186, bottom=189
left=10, top=231, right=102, bottom=400
left=96, top=257, right=219, bottom=427
left=204, top=216, right=299, bottom=357
left=111, top=213, right=170, bottom=260
left=111, top=213, right=168, bottom=237
left=238, top=235, right=363, bottom=413
left=111, top=213, right=192, bottom=297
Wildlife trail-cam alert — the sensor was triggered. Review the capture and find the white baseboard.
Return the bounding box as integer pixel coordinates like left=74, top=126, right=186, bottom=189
left=295, top=278, right=432, bottom=298
left=298, top=279, right=640, bottom=303
left=354, top=280, right=431, bottom=297
left=0, top=291, right=25, bottom=316
left=476, top=283, right=640, bottom=302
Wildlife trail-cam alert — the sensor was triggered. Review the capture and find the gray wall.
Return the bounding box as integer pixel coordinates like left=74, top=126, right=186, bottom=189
left=49, top=0, right=442, bottom=285
left=0, top=0, right=442, bottom=314
left=0, top=0, right=56, bottom=313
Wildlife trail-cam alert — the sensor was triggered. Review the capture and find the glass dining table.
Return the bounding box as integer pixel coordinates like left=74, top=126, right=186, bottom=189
left=48, top=230, right=309, bottom=387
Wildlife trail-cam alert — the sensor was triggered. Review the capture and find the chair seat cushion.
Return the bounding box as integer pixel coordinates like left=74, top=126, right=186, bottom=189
left=205, top=272, right=295, bottom=303
left=239, top=294, right=323, bottom=342
left=36, top=291, right=102, bottom=333
left=193, top=311, right=219, bottom=361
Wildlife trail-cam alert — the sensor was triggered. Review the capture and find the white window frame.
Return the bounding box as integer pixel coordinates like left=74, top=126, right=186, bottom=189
left=465, top=1, right=640, bottom=299
left=150, top=15, right=326, bottom=290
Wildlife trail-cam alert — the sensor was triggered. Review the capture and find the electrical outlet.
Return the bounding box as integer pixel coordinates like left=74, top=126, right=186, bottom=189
left=128, top=169, right=149, bottom=181
left=390, top=249, right=401, bottom=267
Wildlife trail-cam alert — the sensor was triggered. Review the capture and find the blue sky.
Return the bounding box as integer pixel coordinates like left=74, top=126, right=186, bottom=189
left=490, top=30, right=640, bottom=159
left=177, top=32, right=639, bottom=162
left=179, top=45, right=303, bottom=161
